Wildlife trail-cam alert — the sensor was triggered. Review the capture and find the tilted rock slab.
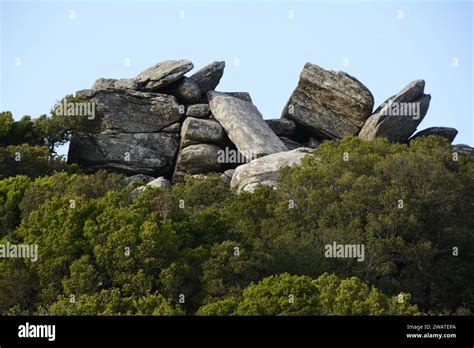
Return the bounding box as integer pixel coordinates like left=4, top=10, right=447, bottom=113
left=190, top=61, right=225, bottom=100
left=135, top=60, right=193, bottom=91
left=208, top=91, right=287, bottom=158
left=68, top=132, right=179, bottom=176
left=76, top=89, right=182, bottom=133
left=359, top=80, right=431, bottom=142
left=410, top=127, right=458, bottom=143
left=282, top=63, right=374, bottom=139
left=230, top=147, right=312, bottom=193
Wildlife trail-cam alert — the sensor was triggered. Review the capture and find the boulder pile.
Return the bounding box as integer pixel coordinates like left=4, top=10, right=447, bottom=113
left=66, top=59, right=472, bottom=192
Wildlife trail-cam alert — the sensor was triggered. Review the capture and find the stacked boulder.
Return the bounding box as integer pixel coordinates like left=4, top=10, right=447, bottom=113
left=67, top=60, right=471, bottom=193
left=67, top=59, right=289, bottom=185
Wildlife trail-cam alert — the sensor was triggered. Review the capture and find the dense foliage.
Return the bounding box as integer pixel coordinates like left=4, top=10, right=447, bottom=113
left=0, top=135, right=473, bottom=315
left=0, top=104, right=94, bottom=179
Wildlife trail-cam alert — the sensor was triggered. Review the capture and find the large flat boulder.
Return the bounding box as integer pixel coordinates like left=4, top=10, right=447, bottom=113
left=409, top=127, right=458, bottom=143
left=230, top=147, right=312, bottom=193
left=75, top=89, right=182, bottom=133
left=208, top=91, right=287, bottom=158
left=359, top=80, right=431, bottom=142
left=282, top=63, right=374, bottom=139
left=68, top=132, right=179, bottom=176
left=190, top=61, right=225, bottom=99
left=135, top=60, right=193, bottom=91
left=180, top=117, right=224, bottom=148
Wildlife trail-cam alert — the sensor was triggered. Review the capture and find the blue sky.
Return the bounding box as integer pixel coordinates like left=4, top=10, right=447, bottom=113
left=1, top=0, right=473, bottom=154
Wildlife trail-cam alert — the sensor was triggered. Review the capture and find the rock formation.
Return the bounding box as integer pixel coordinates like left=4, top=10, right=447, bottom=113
left=208, top=91, right=288, bottom=158
left=409, top=127, right=458, bottom=143
left=282, top=62, right=374, bottom=139
left=358, top=80, right=431, bottom=142
left=66, top=60, right=469, bottom=192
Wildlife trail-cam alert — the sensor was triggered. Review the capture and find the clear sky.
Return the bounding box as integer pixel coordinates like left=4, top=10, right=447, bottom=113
left=1, top=0, right=473, bottom=155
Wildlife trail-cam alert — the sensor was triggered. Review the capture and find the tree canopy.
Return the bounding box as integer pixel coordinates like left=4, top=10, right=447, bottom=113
left=0, top=135, right=473, bottom=315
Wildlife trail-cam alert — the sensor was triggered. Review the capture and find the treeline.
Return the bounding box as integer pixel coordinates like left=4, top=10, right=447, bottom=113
left=1, top=133, right=473, bottom=315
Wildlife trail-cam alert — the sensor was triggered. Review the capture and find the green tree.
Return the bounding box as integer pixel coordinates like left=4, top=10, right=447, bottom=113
left=0, top=258, right=38, bottom=315
left=0, top=111, right=14, bottom=140
left=198, top=273, right=420, bottom=316
left=48, top=289, right=182, bottom=315
left=274, top=136, right=474, bottom=311
left=235, top=273, right=321, bottom=315
left=0, top=145, right=67, bottom=179
left=0, top=175, right=31, bottom=235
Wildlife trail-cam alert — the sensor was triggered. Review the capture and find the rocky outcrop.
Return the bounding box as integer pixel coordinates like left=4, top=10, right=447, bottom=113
left=410, top=127, right=458, bottom=143
left=358, top=80, right=431, bottom=142
left=282, top=63, right=374, bottom=139
left=230, top=148, right=312, bottom=193
left=209, top=91, right=287, bottom=158
left=66, top=59, right=467, bottom=190
left=69, top=60, right=228, bottom=178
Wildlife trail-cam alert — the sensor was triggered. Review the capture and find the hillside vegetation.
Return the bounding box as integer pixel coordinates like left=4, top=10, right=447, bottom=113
left=1, top=120, right=472, bottom=315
